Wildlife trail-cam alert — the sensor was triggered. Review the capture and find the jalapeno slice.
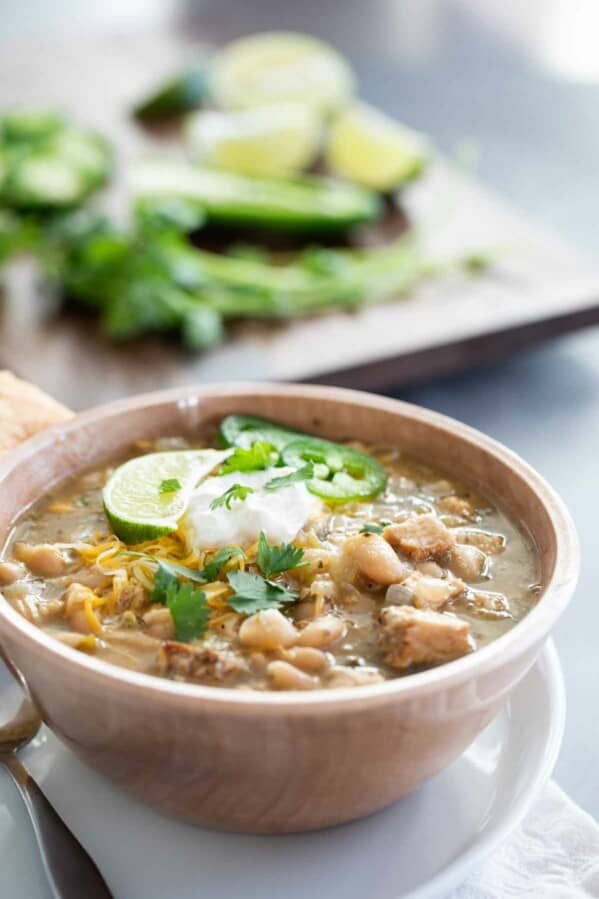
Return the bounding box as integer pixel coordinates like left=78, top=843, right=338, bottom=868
left=281, top=437, right=387, bottom=503
left=218, top=414, right=303, bottom=451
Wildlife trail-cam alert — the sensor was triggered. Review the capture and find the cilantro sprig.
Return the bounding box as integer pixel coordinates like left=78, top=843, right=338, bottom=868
left=226, top=570, right=297, bottom=615
left=219, top=441, right=278, bottom=475
left=201, top=545, right=245, bottom=581
left=256, top=531, right=305, bottom=578
left=265, top=463, right=313, bottom=491
left=359, top=520, right=392, bottom=535
left=159, top=477, right=182, bottom=495
left=150, top=562, right=210, bottom=642
left=210, top=483, right=254, bottom=511
left=126, top=549, right=245, bottom=587
left=165, top=581, right=210, bottom=642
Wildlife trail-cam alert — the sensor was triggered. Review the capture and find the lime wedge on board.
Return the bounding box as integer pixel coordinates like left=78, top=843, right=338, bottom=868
left=103, top=449, right=228, bottom=544
left=326, top=103, right=430, bottom=191
left=185, top=103, right=321, bottom=177
left=210, top=32, right=354, bottom=114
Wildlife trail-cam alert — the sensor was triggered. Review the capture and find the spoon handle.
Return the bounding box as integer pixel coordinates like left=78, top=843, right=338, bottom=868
left=2, top=753, right=113, bottom=898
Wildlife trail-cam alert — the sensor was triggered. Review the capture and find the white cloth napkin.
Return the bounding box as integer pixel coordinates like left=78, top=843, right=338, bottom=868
left=451, top=781, right=599, bottom=898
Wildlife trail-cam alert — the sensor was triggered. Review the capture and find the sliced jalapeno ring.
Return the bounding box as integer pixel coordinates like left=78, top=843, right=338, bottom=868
left=281, top=437, right=387, bottom=503
left=218, top=414, right=304, bottom=451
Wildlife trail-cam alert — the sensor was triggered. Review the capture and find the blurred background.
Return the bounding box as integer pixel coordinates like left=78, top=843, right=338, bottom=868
left=1, top=0, right=598, bottom=818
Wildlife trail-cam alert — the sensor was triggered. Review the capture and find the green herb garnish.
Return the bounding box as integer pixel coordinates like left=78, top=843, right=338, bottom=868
left=201, top=546, right=245, bottom=582
left=256, top=531, right=305, bottom=578
left=164, top=580, right=210, bottom=642
left=359, top=519, right=392, bottom=535
left=159, top=477, right=182, bottom=495
left=150, top=562, right=209, bottom=642
left=265, top=463, right=314, bottom=491
left=226, top=570, right=298, bottom=615
left=125, top=551, right=243, bottom=587
left=219, top=441, right=278, bottom=475
left=210, top=483, right=254, bottom=511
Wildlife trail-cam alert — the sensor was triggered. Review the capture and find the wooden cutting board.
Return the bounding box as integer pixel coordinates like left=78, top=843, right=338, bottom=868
left=2, top=30, right=599, bottom=410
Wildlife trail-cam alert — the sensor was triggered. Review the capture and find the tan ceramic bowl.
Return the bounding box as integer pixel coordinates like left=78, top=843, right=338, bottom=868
left=0, top=384, right=578, bottom=833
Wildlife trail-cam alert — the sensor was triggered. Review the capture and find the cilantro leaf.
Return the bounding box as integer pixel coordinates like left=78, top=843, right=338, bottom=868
left=359, top=520, right=392, bottom=535
left=150, top=562, right=179, bottom=603
left=256, top=531, right=304, bottom=578
left=165, top=580, right=210, bottom=642
left=219, top=442, right=278, bottom=475
left=159, top=477, right=182, bottom=495
left=201, top=545, right=245, bottom=582
left=125, top=551, right=244, bottom=587
left=146, top=559, right=206, bottom=600
left=226, top=570, right=297, bottom=615
left=210, top=483, right=254, bottom=511
left=265, top=463, right=314, bottom=491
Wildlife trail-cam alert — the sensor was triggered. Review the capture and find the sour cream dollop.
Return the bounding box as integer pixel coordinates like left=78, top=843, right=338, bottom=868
left=180, top=467, right=321, bottom=551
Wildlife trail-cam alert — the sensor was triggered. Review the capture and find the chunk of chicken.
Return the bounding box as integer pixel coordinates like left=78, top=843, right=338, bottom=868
left=158, top=641, right=248, bottom=684
left=403, top=573, right=465, bottom=611
left=436, top=496, right=477, bottom=520
left=143, top=606, right=175, bottom=640
left=343, top=533, right=410, bottom=586
left=379, top=606, right=472, bottom=671
left=14, top=543, right=66, bottom=578
left=455, top=529, right=505, bottom=556
left=471, top=590, right=511, bottom=618
left=115, top=583, right=147, bottom=613
left=449, top=544, right=487, bottom=581
left=384, top=515, right=454, bottom=561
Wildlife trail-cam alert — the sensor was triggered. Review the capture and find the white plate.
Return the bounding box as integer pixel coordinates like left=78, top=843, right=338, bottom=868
left=0, top=641, right=565, bottom=899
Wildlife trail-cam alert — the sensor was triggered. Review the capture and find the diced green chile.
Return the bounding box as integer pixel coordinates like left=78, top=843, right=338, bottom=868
left=218, top=414, right=304, bottom=451
left=281, top=437, right=387, bottom=502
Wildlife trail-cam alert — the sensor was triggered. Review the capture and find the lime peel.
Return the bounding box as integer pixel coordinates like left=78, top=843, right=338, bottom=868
left=184, top=103, right=321, bottom=178
left=326, top=102, right=431, bottom=191
left=103, top=449, right=229, bottom=544
left=210, top=31, right=354, bottom=113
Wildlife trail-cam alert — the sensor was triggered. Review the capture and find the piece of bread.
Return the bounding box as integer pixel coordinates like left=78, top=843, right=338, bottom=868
left=0, top=371, right=72, bottom=456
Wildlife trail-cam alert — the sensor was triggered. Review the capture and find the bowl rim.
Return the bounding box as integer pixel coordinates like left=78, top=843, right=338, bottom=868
left=0, top=382, right=580, bottom=712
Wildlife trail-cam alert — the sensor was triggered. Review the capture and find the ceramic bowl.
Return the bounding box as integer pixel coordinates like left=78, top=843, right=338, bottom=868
left=0, top=384, right=579, bottom=833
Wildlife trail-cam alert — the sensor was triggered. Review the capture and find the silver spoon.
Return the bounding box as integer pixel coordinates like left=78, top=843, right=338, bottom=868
left=0, top=685, right=113, bottom=898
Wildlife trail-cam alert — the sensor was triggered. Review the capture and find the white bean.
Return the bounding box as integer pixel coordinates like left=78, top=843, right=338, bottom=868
left=14, top=543, right=65, bottom=578
left=296, top=614, right=347, bottom=649
left=238, top=609, right=298, bottom=650
left=279, top=646, right=329, bottom=673
left=344, top=533, right=410, bottom=586
left=267, top=660, right=317, bottom=690
left=0, top=561, right=24, bottom=585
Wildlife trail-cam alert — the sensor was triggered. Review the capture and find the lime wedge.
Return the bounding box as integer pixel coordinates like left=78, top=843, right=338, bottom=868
left=326, top=103, right=430, bottom=191
left=210, top=32, right=354, bottom=114
left=185, top=103, right=321, bottom=178
left=103, top=449, right=228, bottom=544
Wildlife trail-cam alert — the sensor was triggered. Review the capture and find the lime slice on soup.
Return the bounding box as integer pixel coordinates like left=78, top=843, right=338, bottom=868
left=103, top=449, right=228, bottom=544
left=210, top=32, right=354, bottom=113
left=326, top=102, right=430, bottom=191
left=184, top=103, right=321, bottom=177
